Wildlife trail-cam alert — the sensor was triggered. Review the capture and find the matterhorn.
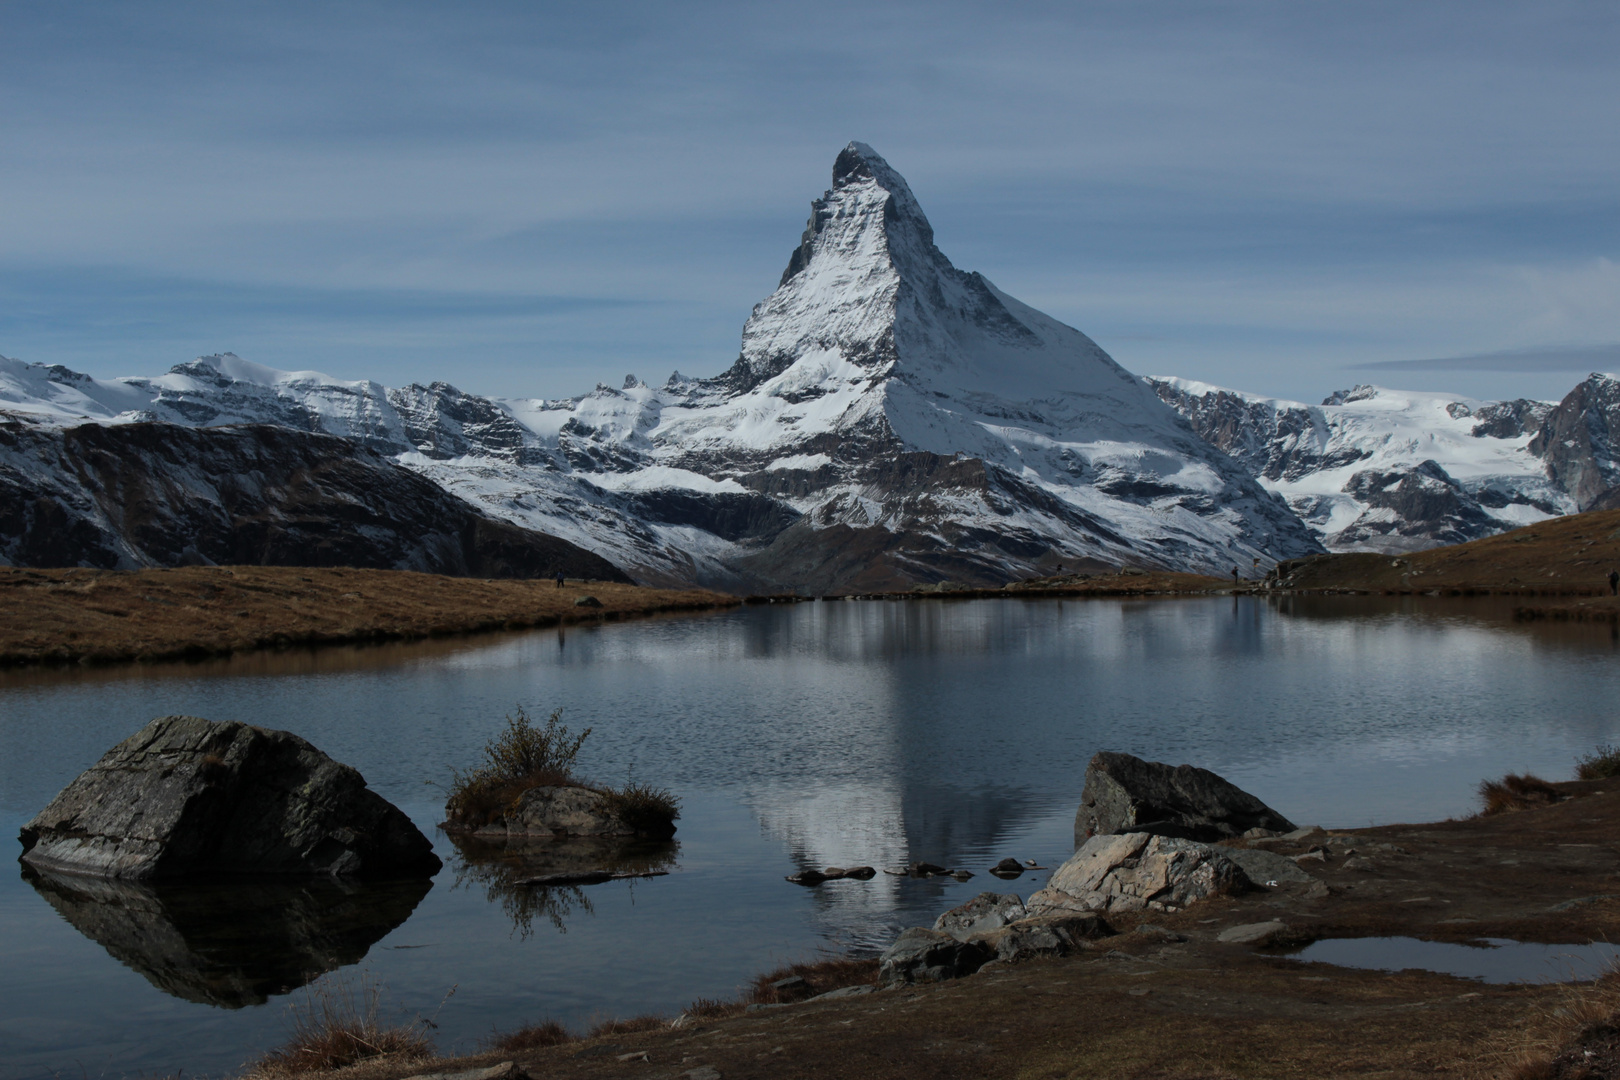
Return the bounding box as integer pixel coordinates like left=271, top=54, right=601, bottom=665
left=0, top=143, right=1323, bottom=588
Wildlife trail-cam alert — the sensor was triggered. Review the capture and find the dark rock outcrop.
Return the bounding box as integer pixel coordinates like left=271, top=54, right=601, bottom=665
left=18, top=715, right=441, bottom=880
left=0, top=418, right=628, bottom=580
left=1530, top=373, right=1620, bottom=511
left=877, top=927, right=994, bottom=985
left=1075, top=751, right=1295, bottom=844
left=20, top=865, right=431, bottom=1007
left=1335, top=460, right=1500, bottom=549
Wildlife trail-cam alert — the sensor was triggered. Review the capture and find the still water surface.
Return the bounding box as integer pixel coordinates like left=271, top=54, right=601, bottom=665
left=2, top=595, right=1618, bottom=1077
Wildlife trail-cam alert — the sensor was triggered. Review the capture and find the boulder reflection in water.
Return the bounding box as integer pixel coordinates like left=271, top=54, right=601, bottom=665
left=19, top=866, right=431, bottom=1008
left=446, top=833, right=677, bottom=938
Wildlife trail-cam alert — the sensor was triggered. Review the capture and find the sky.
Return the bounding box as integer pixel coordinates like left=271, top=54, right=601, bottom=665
left=2, top=1, right=1618, bottom=406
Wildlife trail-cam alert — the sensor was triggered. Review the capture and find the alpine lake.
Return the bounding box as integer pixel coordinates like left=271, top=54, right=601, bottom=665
left=2, top=593, right=1619, bottom=1078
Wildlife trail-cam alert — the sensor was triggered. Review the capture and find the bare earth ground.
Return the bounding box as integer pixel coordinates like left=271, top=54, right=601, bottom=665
left=257, top=782, right=1620, bottom=1080
left=0, top=566, right=737, bottom=668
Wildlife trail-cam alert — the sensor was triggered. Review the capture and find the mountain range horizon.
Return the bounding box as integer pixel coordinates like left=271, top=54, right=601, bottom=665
left=3, top=142, right=1619, bottom=588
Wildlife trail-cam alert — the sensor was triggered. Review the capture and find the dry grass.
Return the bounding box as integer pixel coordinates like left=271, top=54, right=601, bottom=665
left=595, top=780, right=681, bottom=839
left=1480, top=773, right=1566, bottom=815
left=585, top=1015, right=668, bottom=1038
left=0, top=565, right=736, bottom=668
left=682, top=997, right=745, bottom=1021
left=480, top=956, right=878, bottom=1053
left=1577, top=744, right=1620, bottom=780
left=1267, top=507, right=1620, bottom=597
left=488, top=1019, right=573, bottom=1053
left=247, top=977, right=433, bottom=1077
left=745, top=957, right=879, bottom=1005
left=1490, top=967, right=1620, bottom=1079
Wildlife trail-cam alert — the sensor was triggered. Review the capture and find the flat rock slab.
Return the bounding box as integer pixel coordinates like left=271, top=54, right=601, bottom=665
left=1028, top=832, right=1252, bottom=916
left=1076, top=751, right=1295, bottom=844
left=18, top=715, right=440, bottom=880
left=1221, top=846, right=1317, bottom=886
left=1217, top=920, right=1287, bottom=944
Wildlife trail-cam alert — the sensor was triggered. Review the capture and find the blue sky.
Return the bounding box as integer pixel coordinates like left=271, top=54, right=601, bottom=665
left=2, top=1, right=1617, bottom=404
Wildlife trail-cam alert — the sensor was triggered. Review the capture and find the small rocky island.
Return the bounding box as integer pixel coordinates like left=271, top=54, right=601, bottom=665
left=18, top=714, right=441, bottom=879
left=439, top=707, right=678, bottom=842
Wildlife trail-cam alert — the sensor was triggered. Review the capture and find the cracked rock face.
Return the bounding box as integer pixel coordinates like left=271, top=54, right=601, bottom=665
left=1028, top=832, right=1253, bottom=916
left=932, top=891, right=1028, bottom=941
left=18, top=715, right=441, bottom=880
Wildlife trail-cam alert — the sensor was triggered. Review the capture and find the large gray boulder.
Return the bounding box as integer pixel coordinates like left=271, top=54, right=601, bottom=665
left=1075, top=751, right=1295, bottom=844
left=18, top=715, right=441, bottom=880
left=1027, top=832, right=1252, bottom=916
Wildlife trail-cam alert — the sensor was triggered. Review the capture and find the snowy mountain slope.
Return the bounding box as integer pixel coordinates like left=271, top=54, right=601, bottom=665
left=1148, top=377, right=1572, bottom=553
left=0, top=145, right=1327, bottom=587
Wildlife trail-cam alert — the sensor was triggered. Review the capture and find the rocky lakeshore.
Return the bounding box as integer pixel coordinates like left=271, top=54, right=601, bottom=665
left=230, top=758, right=1620, bottom=1080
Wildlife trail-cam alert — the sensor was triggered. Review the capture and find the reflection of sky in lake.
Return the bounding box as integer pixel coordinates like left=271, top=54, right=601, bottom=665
left=2, top=596, right=1620, bottom=1076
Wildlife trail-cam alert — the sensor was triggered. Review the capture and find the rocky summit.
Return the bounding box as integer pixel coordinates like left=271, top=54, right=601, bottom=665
left=18, top=715, right=441, bottom=880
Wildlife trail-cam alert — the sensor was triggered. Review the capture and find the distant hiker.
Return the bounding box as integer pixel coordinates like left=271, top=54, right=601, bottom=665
left=555, top=570, right=566, bottom=589
left=1609, top=569, right=1618, bottom=596
left=1231, top=566, right=1240, bottom=585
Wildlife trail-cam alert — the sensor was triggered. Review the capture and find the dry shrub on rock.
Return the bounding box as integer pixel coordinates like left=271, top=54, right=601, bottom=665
left=747, top=958, right=879, bottom=1004
left=489, top=1018, right=573, bottom=1052
left=1578, top=744, right=1620, bottom=780
left=445, top=707, right=679, bottom=836
left=1479, top=773, right=1564, bottom=815
left=445, top=707, right=591, bottom=827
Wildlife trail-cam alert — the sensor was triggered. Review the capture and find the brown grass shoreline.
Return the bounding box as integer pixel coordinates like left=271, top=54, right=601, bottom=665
left=0, top=565, right=740, bottom=670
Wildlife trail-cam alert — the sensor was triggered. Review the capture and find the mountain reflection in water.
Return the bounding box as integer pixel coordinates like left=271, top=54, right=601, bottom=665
left=445, top=833, right=679, bottom=938
left=20, top=866, right=431, bottom=1008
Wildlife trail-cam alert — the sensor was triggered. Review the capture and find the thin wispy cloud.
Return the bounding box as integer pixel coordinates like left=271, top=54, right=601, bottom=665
left=1, top=2, right=1617, bottom=401
left=1352, top=344, right=1620, bottom=374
